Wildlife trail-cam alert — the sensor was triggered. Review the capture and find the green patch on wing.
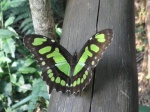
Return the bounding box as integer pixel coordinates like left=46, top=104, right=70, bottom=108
left=81, top=78, right=84, bottom=83
left=46, top=48, right=71, bottom=76
left=56, top=77, right=61, bottom=83
left=95, top=34, right=106, bottom=42
left=56, top=63, right=70, bottom=76
left=32, top=38, right=47, bottom=46
left=73, top=63, right=85, bottom=76
left=49, top=73, right=53, bottom=78
left=73, top=81, right=77, bottom=87
left=73, top=47, right=92, bottom=76
left=90, top=44, right=99, bottom=53
left=83, top=74, right=86, bottom=79
left=39, top=46, right=51, bottom=54
left=47, top=69, right=53, bottom=78
left=77, top=78, right=81, bottom=85
left=61, top=80, right=66, bottom=86
left=51, top=77, right=55, bottom=82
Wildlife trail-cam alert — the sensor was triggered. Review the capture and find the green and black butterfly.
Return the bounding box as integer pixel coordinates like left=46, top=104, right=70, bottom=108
left=23, top=29, right=113, bottom=94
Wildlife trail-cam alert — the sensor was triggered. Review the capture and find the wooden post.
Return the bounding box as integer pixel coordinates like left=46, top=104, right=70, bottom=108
left=48, top=0, right=138, bottom=112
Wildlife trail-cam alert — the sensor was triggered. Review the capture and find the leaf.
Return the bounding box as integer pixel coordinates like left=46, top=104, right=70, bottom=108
left=4, top=108, right=13, bottom=112
left=2, top=38, right=15, bottom=58
left=11, top=58, right=35, bottom=71
left=15, top=13, right=29, bottom=23
left=0, top=12, right=2, bottom=22
left=0, top=67, right=3, bottom=73
left=0, top=81, right=12, bottom=97
left=0, top=56, right=11, bottom=64
left=16, top=104, right=28, bottom=111
left=6, top=0, right=26, bottom=8
left=21, top=22, right=33, bottom=33
left=0, top=29, right=17, bottom=39
left=1, top=0, right=9, bottom=11
left=10, top=74, right=17, bottom=84
left=12, top=96, right=31, bottom=110
left=55, top=24, right=62, bottom=37
left=25, top=29, right=34, bottom=35
left=0, top=51, right=4, bottom=57
left=32, top=79, right=49, bottom=100
left=17, top=84, right=32, bottom=93
left=7, top=96, right=12, bottom=107
left=7, top=27, right=19, bottom=38
left=17, top=75, right=25, bottom=85
left=20, top=18, right=32, bottom=30
left=24, top=58, right=35, bottom=67
left=4, top=83, right=12, bottom=96
left=18, top=67, right=36, bottom=74
left=28, top=79, right=49, bottom=111
left=11, top=59, right=25, bottom=70
left=4, top=16, right=15, bottom=27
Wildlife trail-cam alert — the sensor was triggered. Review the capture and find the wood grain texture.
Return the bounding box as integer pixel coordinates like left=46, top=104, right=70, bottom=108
left=48, top=0, right=138, bottom=112
left=48, top=0, right=99, bottom=112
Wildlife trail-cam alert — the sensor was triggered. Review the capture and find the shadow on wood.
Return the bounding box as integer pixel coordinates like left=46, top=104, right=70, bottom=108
left=48, top=0, right=138, bottom=112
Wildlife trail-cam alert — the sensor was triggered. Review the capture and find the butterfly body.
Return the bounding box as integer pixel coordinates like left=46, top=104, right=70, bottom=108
left=23, top=29, right=113, bottom=94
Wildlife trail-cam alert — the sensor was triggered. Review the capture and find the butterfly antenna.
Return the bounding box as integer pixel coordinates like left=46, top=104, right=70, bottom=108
left=96, top=0, right=100, bottom=33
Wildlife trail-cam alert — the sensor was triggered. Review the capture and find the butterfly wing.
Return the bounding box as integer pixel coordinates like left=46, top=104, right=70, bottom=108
left=71, top=29, right=113, bottom=93
left=23, top=29, right=113, bottom=94
left=23, top=34, right=72, bottom=94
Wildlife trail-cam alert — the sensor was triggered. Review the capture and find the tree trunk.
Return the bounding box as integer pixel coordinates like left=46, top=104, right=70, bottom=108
left=48, top=0, right=138, bottom=112
left=29, top=0, right=55, bottom=39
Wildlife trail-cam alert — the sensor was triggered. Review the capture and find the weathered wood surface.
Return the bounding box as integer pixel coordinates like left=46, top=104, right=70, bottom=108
left=48, top=0, right=138, bottom=112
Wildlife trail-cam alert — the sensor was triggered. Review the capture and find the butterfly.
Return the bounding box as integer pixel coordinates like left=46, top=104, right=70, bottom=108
left=23, top=29, right=113, bottom=94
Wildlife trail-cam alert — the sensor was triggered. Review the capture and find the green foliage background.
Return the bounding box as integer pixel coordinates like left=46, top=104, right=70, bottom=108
left=0, top=0, right=65, bottom=111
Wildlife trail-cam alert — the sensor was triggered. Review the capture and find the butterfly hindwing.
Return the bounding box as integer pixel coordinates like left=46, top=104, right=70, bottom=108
left=23, top=34, right=72, bottom=93
left=70, top=66, right=93, bottom=94
left=42, top=66, right=70, bottom=93
left=70, top=29, right=113, bottom=93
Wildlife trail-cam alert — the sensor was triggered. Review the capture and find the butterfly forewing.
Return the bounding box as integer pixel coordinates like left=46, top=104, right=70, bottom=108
left=78, top=29, right=113, bottom=68
left=23, top=34, right=72, bottom=93
left=70, top=29, right=113, bottom=93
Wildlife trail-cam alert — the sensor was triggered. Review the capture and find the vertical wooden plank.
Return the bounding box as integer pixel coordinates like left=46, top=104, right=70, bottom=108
left=48, top=0, right=138, bottom=112
left=91, top=0, right=138, bottom=112
left=48, top=0, right=99, bottom=112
